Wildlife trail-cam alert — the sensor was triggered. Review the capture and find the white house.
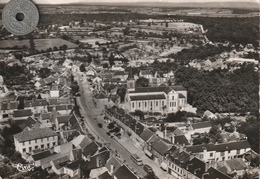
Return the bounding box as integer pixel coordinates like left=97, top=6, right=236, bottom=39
left=185, top=140, right=251, bottom=162
left=13, top=128, right=58, bottom=154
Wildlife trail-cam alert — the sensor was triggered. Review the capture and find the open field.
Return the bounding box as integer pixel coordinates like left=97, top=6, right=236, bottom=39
left=79, top=37, right=109, bottom=45
left=0, top=38, right=78, bottom=51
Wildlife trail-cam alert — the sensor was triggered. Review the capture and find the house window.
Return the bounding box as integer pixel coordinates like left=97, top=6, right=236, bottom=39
left=47, top=143, right=50, bottom=148
left=180, top=170, right=182, bottom=174
left=172, top=96, right=174, bottom=100
left=41, top=144, right=44, bottom=149
left=145, top=102, right=147, bottom=107
left=29, top=147, right=32, bottom=152
left=22, top=148, right=26, bottom=153
left=150, top=102, right=152, bottom=107
left=228, top=150, right=231, bottom=153
left=35, top=146, right=38, bottom=149
left=53, top=142, right=56, bottom=146
left=132, top=102, right=134, bottom=108
left=162, top=101, right=164, bottom=106
left=222, top=157, right=225, bottom=161
left=237, top=149, right=240, bottom=155
left=139, top=102, right=141, bottom=107
left=156, top=101, right=158, bottom=106
left=210, top=153, right=213, bottom=157
left=177, top=168, right=179, bottom=173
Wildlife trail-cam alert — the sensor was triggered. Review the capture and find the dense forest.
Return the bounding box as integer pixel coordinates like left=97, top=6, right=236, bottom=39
left=178, top=16, right=259, bottom=47
left=174, top=64, right=258, bottom=113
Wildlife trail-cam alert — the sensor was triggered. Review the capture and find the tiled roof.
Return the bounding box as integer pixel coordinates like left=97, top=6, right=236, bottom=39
left=173, top=128, right=184, bottom=136
left=140, top=70, right=152, bottom=75
left=13, top=109, right=32, bottom=118
left=139, top=128, right=154, bottom=142
left=1, top=103, right=8, bottom=110
left=10, top=101, right=18, bottom=109
left=18, top=116, right=39, bottom=130
left=114, top=71, right=128, bottom=76
left=41, top=113, right=52, bottom=120
left=114, top=165, right=138, bottom=179
left=65, top=160, right=81, bottom=170
left=224, top=158, right=247, bottom=171
left=14, top=128, right=58, bottom=142
left=174, top=135, right=190, bottom=145
left=105, top=156, right=121, bottom=175
left=168, top=150, right=190, bottom=167
left=49, top=98, right=58, bottom=105
left=57, top=115, right=71, bottom=123
left=186, top=140, right=251, bottom=153
left=170, top=85, right=186, bottom=91
left=82, top=142, right=100, bottom=157
left=98, top=171, right=111, bottom=179
left=205, top=167, right=232, bottom=179
left=191, top=121, right=212, bottom=130
left=135, top=123, right=144, bottom=136
left=184, top=157, right=206, bottom=178
left=56, top=105, right=67, bottom=111
left=24, top=99, right=48, bottom=107
left=151, top=138, right=175, bottom=156
left=71, top=135, right=93, bottom=149
left=32, top=150, right=52, bottom=161
left=130, top=94, right=166, bottom=101
left=52, top=156, right=70, bottom=169
left=131, top=86, right=166, bottom=93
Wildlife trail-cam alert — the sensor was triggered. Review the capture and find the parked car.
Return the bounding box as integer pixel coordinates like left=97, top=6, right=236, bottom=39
left=143, top=164, right=153, bottom=174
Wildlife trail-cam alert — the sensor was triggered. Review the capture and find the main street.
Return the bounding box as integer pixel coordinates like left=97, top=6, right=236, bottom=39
left=74, top=70, right=176, bottom=179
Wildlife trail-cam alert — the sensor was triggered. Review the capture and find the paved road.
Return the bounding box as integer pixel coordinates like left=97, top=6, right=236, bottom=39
left=75, top=72, right=148, bottom=178
left=74, top=71, right=176, bottom=179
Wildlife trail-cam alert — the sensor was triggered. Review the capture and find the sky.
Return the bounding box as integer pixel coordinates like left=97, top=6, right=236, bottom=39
left=0, top=0, right=258, bottom=4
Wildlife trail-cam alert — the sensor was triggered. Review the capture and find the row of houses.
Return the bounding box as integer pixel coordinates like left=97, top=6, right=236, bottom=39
left=104, top=105, right=256, bottom=179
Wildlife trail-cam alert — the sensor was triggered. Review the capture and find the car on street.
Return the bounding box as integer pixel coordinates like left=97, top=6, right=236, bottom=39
left=143, top=164, right=153, bottom=174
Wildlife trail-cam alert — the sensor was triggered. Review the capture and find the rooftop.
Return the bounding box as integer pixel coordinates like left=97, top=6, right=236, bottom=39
left=191, top=121, right=212, bottom=130
left=114, top=165, right=138, bottom=179
left=14, top=128, right=58, bottom=143
left=129, top=94, right=166, bottom=101
left=186, top=140, right=251, bottom=153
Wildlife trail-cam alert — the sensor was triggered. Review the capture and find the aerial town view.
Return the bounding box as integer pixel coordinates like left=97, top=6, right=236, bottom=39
left=0, top=0, right=259, bottom=178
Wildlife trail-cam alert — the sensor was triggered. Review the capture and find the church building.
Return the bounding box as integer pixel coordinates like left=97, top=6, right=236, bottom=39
left=124, top=69, right=188, bottom=114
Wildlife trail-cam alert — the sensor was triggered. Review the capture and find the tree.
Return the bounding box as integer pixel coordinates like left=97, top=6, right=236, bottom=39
left=53, top=46, right=58, bottom=51
left=135, top=77, right=149, bottom=87
left=103, top=63, right=109, bottom=69
left=79, top=64, right=86, bottom=72
left=134, top=110, right=144, bottom=120
left=38, top=68, right=52, bottom=78
left=29, top=34, right=36, bottom=54
left=117, top=87, right=126, bottom=103
left=108, top=122, right=115, bottom=130
left=165, top=22, right=168, bottom=28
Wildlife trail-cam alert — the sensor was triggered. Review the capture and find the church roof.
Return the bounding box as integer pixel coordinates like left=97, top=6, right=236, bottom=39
left=129, top=94, right=166, bottom=101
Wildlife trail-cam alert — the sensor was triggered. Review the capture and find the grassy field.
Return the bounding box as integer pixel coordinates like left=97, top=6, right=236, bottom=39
left=0, top=38, right=78, bottom=51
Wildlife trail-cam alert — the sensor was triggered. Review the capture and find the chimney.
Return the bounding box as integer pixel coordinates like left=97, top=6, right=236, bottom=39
left=110, top=163, right=114, bottom=174
left=202, top=172, right=209, bottom=179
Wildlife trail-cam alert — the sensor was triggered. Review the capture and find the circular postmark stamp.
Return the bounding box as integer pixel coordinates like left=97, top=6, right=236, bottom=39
left=2, top=0, right=39, bottom=36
